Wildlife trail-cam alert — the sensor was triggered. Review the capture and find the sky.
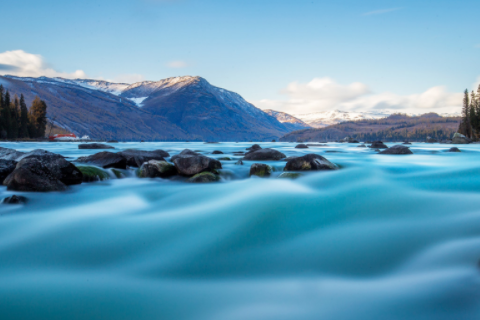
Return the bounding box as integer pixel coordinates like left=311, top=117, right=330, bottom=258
left=0, top=0, right=478, bottom=115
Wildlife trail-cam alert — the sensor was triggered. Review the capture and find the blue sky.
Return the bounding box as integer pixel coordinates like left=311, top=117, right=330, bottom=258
left=0, top=0, right=478, bottom=114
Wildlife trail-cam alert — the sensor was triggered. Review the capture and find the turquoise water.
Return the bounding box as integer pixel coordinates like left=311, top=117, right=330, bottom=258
left=0, top=142, right=479, bottom=320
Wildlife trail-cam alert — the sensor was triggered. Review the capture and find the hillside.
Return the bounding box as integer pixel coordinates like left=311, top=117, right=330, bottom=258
left=263, top=109, right=311, bottom=131
left=280, top=113, right=461, bottom=142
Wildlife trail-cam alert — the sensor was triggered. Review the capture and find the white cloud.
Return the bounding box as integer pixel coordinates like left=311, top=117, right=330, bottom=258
left=363, top=8, right=402, bottom=16
left=253, top=77, right=464, bottom=115
left=166, top=60, right=188, bottom=68
left=0, top=50, right=86, bottom=79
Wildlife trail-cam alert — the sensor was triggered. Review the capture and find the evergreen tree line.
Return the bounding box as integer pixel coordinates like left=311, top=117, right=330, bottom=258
left=0, top=85, right=47, bottom=140
left=459, top=86, right=480, bottom=140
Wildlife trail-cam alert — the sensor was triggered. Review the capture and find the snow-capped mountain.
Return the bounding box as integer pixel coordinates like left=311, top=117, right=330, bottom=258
left=294, top=110, right=392, bottom=128
left=263, top=109, right=311, bottom=131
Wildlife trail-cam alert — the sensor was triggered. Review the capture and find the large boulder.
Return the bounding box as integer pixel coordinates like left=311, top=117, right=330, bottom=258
left=3, top=158, right=67, bottom=192
left=0, top=159, right=17, bottom=183
left=76, top=152, right=127, bottom=169
left=118, top=149, right=170, bottom=167
left=0, top=147, right=25, bottom=160
left=78, top=143, right=115, bottom=149
left=295, top=144, right=308, bottom=149
left=369, top=141, right=388, bottom=149
left=172, top=149, right=222, bottom=176
left=188, top=172, right=220, bottom=183
left=452, top=133, right=471, bottom=144
left=284, top=154, right=337, bottom=171
left=249, top=163, right=272, bottom=177
left=243, top=148, right=286, bottom=161
left=378, top=145, right=413, bottom=155
left=138, top=160, right=177, bottom=178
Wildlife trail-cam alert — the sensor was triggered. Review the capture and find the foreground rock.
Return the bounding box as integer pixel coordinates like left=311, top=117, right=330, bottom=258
left=284, top=154, right=338, bottom=171
left=378, top=145, right=413, bottom=155
left=4, top=158, right=67, bottom=192
left=448, top=147, right=461, bottom=152
left=452, top=133, right=471, bottom=144
left=138, top=160, right=177, bottom=178
left=76, top=166, right=111, bottom=182
left=249, top=163, right=272, bottom=177
left=78, top=143, right=115, bottom=149
left=171, top=149, right=222, bottom=176
left=243, top=148, right=286, bottom=161
left=295, top=144, right=308, bottom=149
left=369, top=141, right=388, bottom=149
left=24, top=150, right=83, bottom=185
left=3, top=195, right=27, bottom=204
left=188, top=172, right=220, bottom=183
left=0, top=147, right=25, bottom=160
left=118, top=149, right=170, bottom=167
left=0, top=159, right=17, bottom=183
left=76, top=152, right=127, bottom=169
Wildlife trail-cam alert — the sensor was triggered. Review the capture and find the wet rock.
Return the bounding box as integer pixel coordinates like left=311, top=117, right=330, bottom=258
left=249, top=163, right=272, bottom=177
left=107, top=140, right=119, bottom=143
left=426, top=136, right=438, bottom=143
left=295, top=144, right=308, bottom=149
left=76, top=152, right=127, bottom=169
left=78, top=143, right=115, bottom=149
left=378, top=145, right=413, bottom=155
left=111, top=169, right=125, bottom=179
left=0, top=159, right=17, bottom=183
left=246, top=144, right=262, bottom=152
left=235, top=160, right=244, bottom=165
left=284, top=154, right=338, bottom=171
left=448, top=147, right=461, bottom=152
left=3, top=195, right=27, bottom=204
left=118, top=149, right=169, bottom=167
left=403, top=142, right=412, bottom=145
left=369, top=141, right=388, bottom=149
left=452, top=133, right=471, bottom=144
left=76, top=165, right=111, bottom=182
left=218, top=157, right=232, bottom=160
left=3, top=158, right=67, bottom=192
left=357, top=144, right=366, bottom=148
left=243, top=148, right=286, bottom=161
left=212, top=150, right=224, bottom=154
left=283, top=156, right=298, bottom=162
left=188, top=172, right=219, bottom=183
left=0, top=147, right=25, bottom=160
left=138, top=160, right=177, bottom=178
left=172, top=149, right=222, bottom=176
left=307, top=144, right=327, bottom=147
left=278, top=172, right=302, bottom=179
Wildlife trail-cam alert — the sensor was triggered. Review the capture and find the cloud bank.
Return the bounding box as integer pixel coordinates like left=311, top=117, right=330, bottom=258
left=254, top=77, right=464, bottom=115
left=0, top=50, right=87, bottom=79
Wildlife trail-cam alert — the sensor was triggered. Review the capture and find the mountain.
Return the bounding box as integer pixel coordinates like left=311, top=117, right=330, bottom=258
left=293, top=110, right=391, bottom=128
left=280, top=113, right=461, bottom=142
left=0, top=75, right=293, bottom=141
left=263, top=109, right=311, bottom=131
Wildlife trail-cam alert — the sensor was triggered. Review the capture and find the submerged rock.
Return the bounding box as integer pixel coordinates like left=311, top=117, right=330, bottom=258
left=78, top=143, right=115, bottom=149
left=107, top=140, right=119, bottom=143
left=369, top=141, right=388, bottom=149
left=249, top=163, right=272, bottom=177
left=0, top=159, right=17, bottom=184
left=278, top=172, right=302, bottom=179
left=452, top=133, right=471, bottom=144
left=138, top=160, right=177, bottom=178
left=357, top=144, right=366, bottom=148
left=235, top=160, right=244, bottom=165
left=172, top=149, right=222, bottom=176
left=295, top=144, right=308, bottom=149
left=118, top=149, right=169, bottom=167
left=378, top=145, right=413, bottom=155
left=403, top=142, right=412, bottom=145
left=76, top=152, right=127, bottom=169
left=243, top=148, right=286, bottom=161
left=218, top=157, right=232, bottom=160
left=76, top=166, right=111, bottom=182
left=448, top=147, right=461, bottom=152
left=3, top=195, right=27, bottom=204
left=188, top=172, right=219, bottom=183
left=306, top=144, right=327, bottom=147
left=284, top=154, right=338, bottom=171
left=212, top=150, right=224, bottom=154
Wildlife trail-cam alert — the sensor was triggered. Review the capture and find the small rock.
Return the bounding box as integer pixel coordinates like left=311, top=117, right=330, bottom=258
left=188, top=172, right=219, bottom=183
left=212, top=150, right=224, bottom=154
left=250, top=163, right=272, bottom=177
left=172, top=149, right=222, bottom=176
left=369, top=141, right=388, bottom=149
left=278, top=172, right=302, bottom=179
left=76, top=166, right=111, bottom=182
left=138, top=160, right=177, bottom=178
left=235, top=160, right=244, bottom=165
left=284, top=154, right=338, bottom=171
left=448, top=147, right=461, bottom=152
left=378, top=145, right=413, bottom=155
left=218, top=157, right=232, bottom=160
left=295, top=144, right=308, bottom=149
left=426, top=136, right=438, bottom=143
left=107, top=140, right=119, bottom=143
left=357, top=144, right=366, bottom=148
left=3, top=195, right=27, bottom=204
left=78, top=143, right=115, bottom=149
left=243, top=148, right=286, bottom=161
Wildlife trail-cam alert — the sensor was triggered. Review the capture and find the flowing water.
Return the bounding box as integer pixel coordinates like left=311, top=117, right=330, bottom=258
left=0, top=141, right=479, bottom=320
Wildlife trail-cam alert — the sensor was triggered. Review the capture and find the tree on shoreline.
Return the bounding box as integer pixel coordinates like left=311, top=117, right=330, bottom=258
left=459, top=86, right=480, bottom=140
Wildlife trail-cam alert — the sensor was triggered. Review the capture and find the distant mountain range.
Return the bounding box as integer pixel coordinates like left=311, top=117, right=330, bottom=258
left=263, top=110, right=310, bottom=131
left=0, top=75, right=293, bottom=141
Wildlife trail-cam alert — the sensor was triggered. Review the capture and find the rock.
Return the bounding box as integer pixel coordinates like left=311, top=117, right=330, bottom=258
left=0, top=159, right=17, bottom=183
left=249, top=163, right=272, bottom=177
left=246, top=144, right=262, bottom=152
left=278, top=172, right=302, bottom=179
left=452, top=133, right=471, bottom=144
left=107, top=140, right=119, bottom=143
left=271, top=139, right=276, bottom=142
left=138, top=160, right=177, bottom=178
left=111, top=169, right=125, bottom=179
left=307, top=144, right=327, bottom=147
left=78, top=143, right=115, bottom=149
left=118, top=149, right=169, bottom=167
left=284, top=154, right=338, bottom=171
left=426, top=136, right=438, bottom=143
left=172, top=149, right=222, bottom=176
left=403, top=142, right=412, bottom=145
left=3, top=195, right=27, bottom=204
left=235, top=160, right=244, bottom=165
left=3, top=158, right=67, bottom=192
left=0, top=147, right=25, bottom=160
left=212, top=150, right=224, bottom=154
left=76, top=152, right=127, bottom=169
left=188, top=172, right=220, bottom=183
left=295, top=144, right=308, bottom=149
left=218, top=157, right=232, bottom=160
left=369, top=141, right=388, bottom=149
left=243, top=148, right=286, bottom=161
left=283, top=156, right=298, bottom=162
left=378, top=145, right=413, bottom=155
left=448, top=147, right=461, bottom=152
left=342, top=137, right=359, bottom=143
left=76, top=166, right=111, bottom=182
left=357, top=144, right=366, bottom=148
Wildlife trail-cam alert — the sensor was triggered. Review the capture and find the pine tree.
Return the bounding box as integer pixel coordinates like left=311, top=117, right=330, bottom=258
left=9, top=95, right=20, bottom=139
left=460, top=89, right=471, bottom=137
left=29, top=96, right=47, bottom=138
left=2, top=90, right=12, bottom=139
left=0, top=85, right=4, bottom=137
left=19, top=94, right=29, bottom=138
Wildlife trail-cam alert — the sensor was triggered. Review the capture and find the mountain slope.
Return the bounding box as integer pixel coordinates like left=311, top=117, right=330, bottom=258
left=263, top=109, right=311, bottom=131
left=0, top=75, right=293, bottom=141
